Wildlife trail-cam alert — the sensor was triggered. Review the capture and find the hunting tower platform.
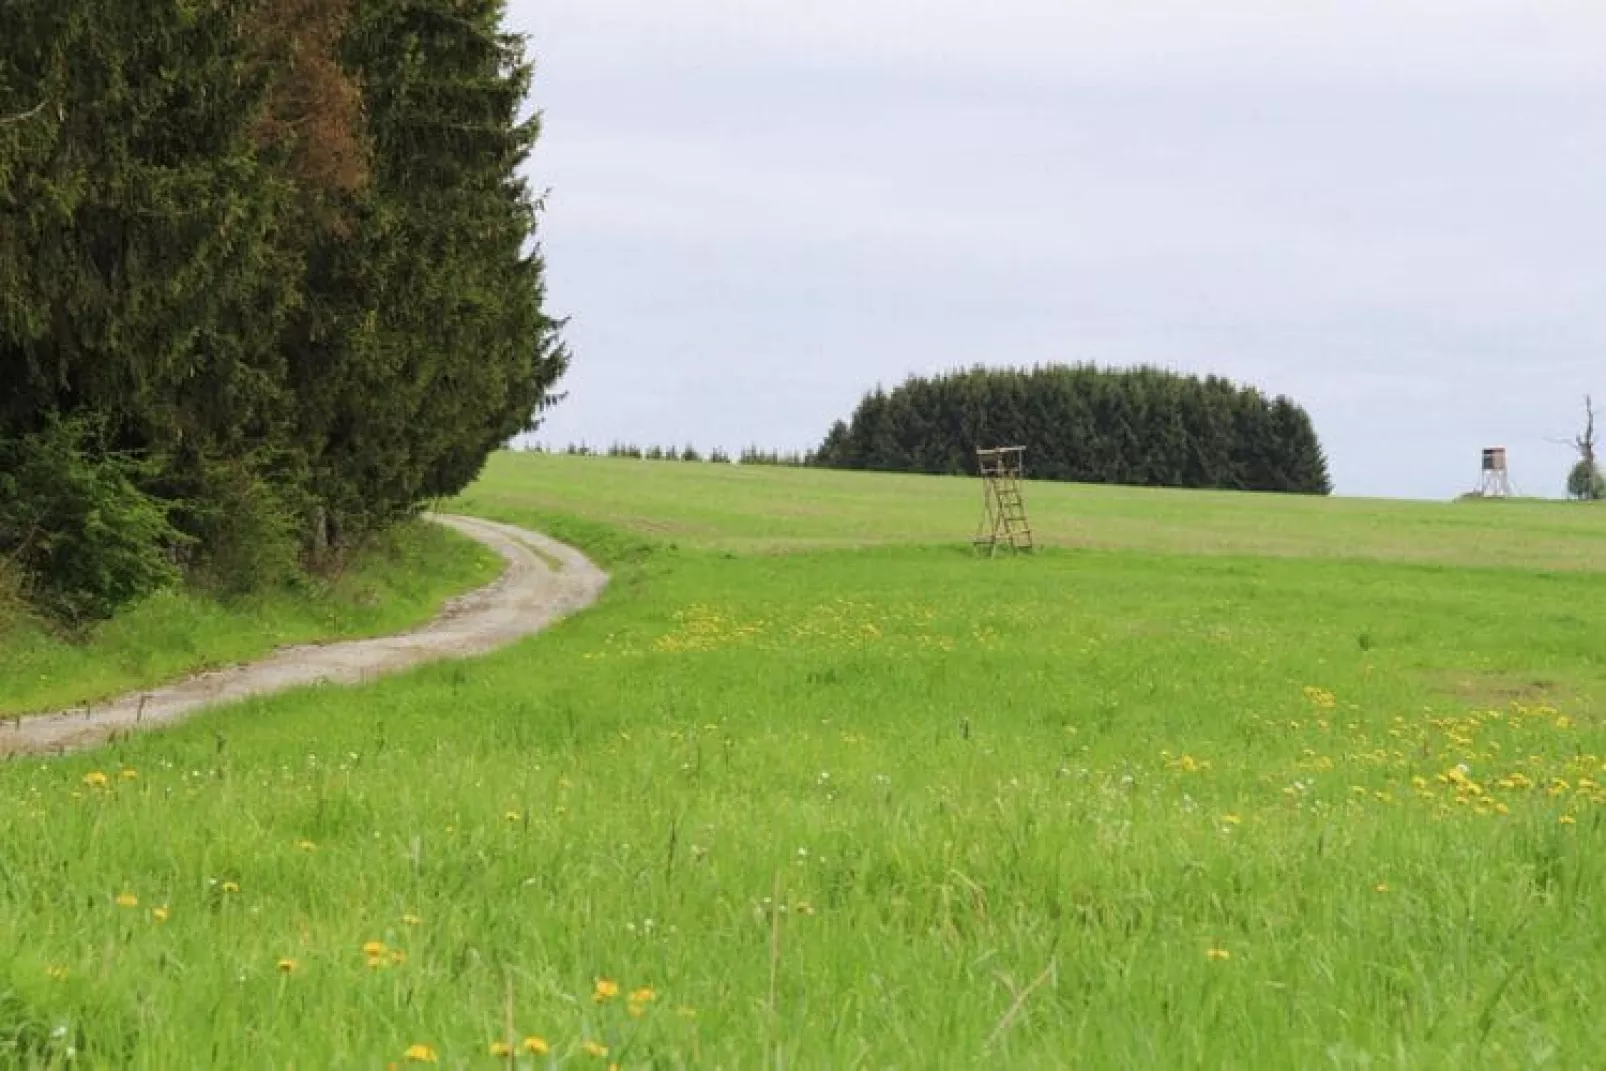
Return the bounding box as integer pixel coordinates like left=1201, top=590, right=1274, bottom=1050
left=1478, top=447, right=1512, bottom=498
left=974, top=446, right=1034, bottom=556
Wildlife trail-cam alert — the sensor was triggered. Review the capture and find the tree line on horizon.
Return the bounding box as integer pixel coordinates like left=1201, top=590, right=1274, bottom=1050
left=810, top=365, right=1332, bottom=494
left=0, top=0, right=565, bottom=621
left=530, top=442, right=812, bottom=466
left=535, top=364, right=1329, bottom=494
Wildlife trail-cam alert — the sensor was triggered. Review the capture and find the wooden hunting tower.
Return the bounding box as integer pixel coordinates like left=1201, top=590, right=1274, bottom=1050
left=1478, top=447, right=1512, bottom=498
left=974, top=446, right=1034, bottom=555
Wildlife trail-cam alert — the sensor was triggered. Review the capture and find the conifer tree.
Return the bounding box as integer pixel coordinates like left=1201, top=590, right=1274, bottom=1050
left=0, top=0, right=568, bottom=616
left=289, top=0, right=567, bottom=542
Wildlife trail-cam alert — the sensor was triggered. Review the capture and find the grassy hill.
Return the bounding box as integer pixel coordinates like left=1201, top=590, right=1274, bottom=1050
left=467, top=450, right=1606, bottom=569
left=1, top=453, right=1604, bottom=1065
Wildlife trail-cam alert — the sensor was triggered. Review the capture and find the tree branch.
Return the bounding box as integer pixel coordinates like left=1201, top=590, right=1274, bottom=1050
left=0, top=101, right=48, bottom=126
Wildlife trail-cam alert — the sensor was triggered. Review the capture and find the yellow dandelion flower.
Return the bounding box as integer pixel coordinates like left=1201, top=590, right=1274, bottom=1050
left=1561, top=814, right=1577, bottom=825
left=593, top=977, right=619, bottom=1002
left=120, top=768, right=138, bottom=780
left=505, top=811, right=522, bottom=823
left=83, top=771, right=109, bottom=789
left=629, top=986, right=655, bottom=1005
left=403, top=1043, right=438, bottom=1063
left=402, top=913, right=422, bottom=926
left=151, top=905, right=170, bottom=923
left=1374, top=883, right=1389, bottom=894
left=488, top=1041, right=512, bottom=1057
left=277, top=958, right=298, bottom=973
left=221, top=881, right=240, bottom=894
left=582, top=1040, right=609, bottom=1059
left=1302, top=686, right=1337, bottom=709
left=296, top=839, right=317, bottom=852
left=1205, top=948, right=1231, bottom=961
left=1221, top=814, right=1241, bottom=826
left=115, top=892, right=138, bottom=908
left=521, top=1036, right=549, bottom=1055
left=362, top=940, right=387, bottom=957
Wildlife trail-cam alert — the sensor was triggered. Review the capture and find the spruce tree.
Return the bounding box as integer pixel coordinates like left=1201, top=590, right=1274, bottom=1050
left=0, top=0, right=569, bottom=616
left=286, top=0, right=567, bottom=543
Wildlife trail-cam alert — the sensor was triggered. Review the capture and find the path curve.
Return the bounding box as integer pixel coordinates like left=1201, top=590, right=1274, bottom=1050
left=0, top=515, right=607, bottom=757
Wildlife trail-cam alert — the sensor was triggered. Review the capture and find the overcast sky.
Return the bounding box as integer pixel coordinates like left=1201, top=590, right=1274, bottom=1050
left=506, top=1, right=1604, bottom=499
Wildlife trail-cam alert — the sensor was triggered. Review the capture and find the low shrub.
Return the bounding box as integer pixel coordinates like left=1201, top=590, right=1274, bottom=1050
left=0, top=419, right=184, bottom=623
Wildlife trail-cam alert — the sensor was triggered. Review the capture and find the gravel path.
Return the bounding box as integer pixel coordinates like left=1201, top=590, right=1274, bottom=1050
left=0, top=515, right=607, bottom=757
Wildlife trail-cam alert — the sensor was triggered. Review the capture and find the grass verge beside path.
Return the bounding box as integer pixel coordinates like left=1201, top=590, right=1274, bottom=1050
left=0, top=520, right=501, bottom=717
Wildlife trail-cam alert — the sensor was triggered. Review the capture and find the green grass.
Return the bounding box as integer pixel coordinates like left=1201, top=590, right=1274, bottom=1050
left=464, top=451, right=1606, bottom=570
left=3, top=454, right=1606, bottom=1066
left=0, top=520, right=501, bottom=717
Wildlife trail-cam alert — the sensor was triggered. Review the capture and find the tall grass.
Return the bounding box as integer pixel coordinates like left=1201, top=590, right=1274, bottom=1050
left=1, top=453, right=1605, bottom=1064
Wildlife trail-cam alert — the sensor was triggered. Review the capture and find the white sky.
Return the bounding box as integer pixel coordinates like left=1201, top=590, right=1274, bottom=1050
left=509, top=0, right=1606, bottom=498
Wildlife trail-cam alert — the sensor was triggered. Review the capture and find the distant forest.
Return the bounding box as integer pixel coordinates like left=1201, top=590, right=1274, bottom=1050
left=0, top=1, right=565, bottom=620
left=812, top=366, right=1332, bottom=495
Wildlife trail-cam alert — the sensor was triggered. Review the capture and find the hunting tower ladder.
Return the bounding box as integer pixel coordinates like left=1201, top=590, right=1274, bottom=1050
left=974, top=446, right=1034, bottom=556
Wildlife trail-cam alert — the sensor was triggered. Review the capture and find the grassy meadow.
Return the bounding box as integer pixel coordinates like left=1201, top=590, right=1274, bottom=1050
left=4, top=453, right=1606, bottom=1066
left=0, top=521, right=500, bottom=718
left=466, top=451, right=1606, bottom=570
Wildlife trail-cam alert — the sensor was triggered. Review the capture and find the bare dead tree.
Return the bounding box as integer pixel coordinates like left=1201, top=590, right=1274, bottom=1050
left=1577, top=396, right=1598, bottom=470
left=1554, top=396, right=1605, bottom=500
left=1547, top=396, right=1599, bottom=463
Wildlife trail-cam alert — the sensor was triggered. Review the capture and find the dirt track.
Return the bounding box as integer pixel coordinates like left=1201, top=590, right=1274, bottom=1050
left=0, top=515, right=607, bottom=757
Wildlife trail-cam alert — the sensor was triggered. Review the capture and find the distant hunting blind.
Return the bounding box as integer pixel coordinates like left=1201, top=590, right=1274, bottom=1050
left=1478, top=447, right=1512, bottom=498
left=974, top=446, right=1034, bottom=556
